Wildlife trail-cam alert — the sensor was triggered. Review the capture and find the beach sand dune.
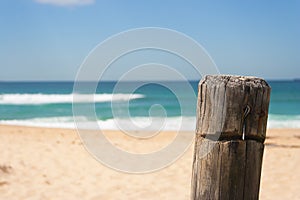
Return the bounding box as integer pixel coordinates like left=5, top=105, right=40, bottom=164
left=0, top=125, right=299, bottom=199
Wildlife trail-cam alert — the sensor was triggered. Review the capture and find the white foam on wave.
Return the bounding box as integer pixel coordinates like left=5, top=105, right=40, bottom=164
left=0, top=93, right=144, bottom=105
left=0, top=116, right=196, bottom=131
left=267, top=114, right=300, bottom=128
left=1, top=114, right=300, bottom=130
left=0, top=116, right=78, bottom=129
left=96, top=116, right=196, bottom=131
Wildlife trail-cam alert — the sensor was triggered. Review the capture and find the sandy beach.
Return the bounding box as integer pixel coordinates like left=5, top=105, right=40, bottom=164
left=0, top=125, right=299, bottom=200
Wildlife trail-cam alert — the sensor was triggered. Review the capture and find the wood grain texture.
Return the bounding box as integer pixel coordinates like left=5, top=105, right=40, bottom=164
left=191, top=75, right=270, bottom=200
left=195, top=75, right=271, bottom=142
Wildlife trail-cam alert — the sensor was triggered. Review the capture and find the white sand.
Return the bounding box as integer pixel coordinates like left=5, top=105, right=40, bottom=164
left=0, top=125, right=299, bottom=199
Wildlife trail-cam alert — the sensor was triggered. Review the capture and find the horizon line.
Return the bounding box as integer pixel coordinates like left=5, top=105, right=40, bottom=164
left=0, top=78, right=299, bottom=83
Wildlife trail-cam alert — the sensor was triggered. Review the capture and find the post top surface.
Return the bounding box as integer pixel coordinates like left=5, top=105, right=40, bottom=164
left=200, top=75, right=270, bottom=88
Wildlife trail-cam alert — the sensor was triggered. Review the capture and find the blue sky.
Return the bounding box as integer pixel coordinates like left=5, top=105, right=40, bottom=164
left=0, top=0, right=299, bottom=81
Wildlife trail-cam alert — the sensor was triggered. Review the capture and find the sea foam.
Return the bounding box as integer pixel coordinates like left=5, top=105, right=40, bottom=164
left=0, top=116, right=196, bottom=131
left=0, top=93, right=144, bottom=105
left=1, top=115, right=300, bottom=130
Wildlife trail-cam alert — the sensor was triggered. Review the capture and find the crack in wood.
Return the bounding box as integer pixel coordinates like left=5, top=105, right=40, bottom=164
left=191, top=75, right=271, bottom=200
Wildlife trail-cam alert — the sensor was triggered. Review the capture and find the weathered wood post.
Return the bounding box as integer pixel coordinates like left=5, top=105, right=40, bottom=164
left=191, top=75, right=271, bottom=200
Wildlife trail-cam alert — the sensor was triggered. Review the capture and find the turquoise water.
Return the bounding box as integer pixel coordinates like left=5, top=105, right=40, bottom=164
left=0, top=81, right=299, bottom=129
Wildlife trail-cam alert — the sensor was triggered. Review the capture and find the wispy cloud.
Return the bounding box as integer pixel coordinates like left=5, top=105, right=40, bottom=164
left=34, top=0, right=95, bottom=7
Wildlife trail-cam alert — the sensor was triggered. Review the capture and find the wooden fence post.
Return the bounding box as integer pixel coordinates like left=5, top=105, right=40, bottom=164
left=191, top=75, right=271, bottom=200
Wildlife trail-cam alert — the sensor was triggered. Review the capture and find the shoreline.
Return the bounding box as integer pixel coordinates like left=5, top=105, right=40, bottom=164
left=0, top=123, right=299, bottom=132
left=1, top=125, right=300, bottom=199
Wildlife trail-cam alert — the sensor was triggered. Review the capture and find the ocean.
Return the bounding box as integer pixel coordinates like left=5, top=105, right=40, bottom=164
left=0, top=80, right=299, bottom=130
